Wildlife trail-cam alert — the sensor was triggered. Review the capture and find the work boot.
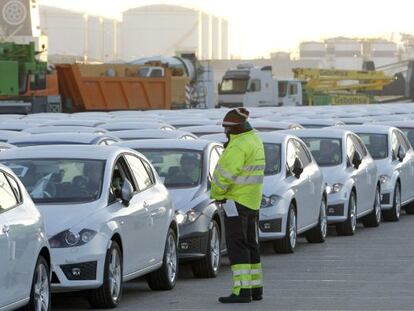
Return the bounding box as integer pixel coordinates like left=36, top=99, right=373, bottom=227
left=252, top=287, right=263, bottom=301
left=218, top=289, right=252, bottom=303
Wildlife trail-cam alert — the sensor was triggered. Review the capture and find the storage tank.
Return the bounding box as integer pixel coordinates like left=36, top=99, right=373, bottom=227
left=365, top=40, right=398, bottom=68
left=299, top=41, right=326, bottom=59
left=325, top=37, right=363, bottom=70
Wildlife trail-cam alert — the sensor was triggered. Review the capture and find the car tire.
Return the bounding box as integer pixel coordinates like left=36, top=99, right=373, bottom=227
left=405, top=200, right=414, bottom=215
left=192, top=220, right=221, bottom=278
left=23, top=255, right=51, bottom=311
left=383, top=183, right=401, bottom=222
left=88, top=241, right=123, bottom=309
left=336, top=191, right=357, bottom=236
left=146, top=228, right=178, bottom=290
left=273, top=203, right=297, bottom=254
left=362, top=185, right=381, bottom=227
left=305, top=196, right=328, bottom=243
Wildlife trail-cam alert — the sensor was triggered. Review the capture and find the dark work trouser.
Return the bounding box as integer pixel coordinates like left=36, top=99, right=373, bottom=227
left=224, top=202, right=263, bottom=296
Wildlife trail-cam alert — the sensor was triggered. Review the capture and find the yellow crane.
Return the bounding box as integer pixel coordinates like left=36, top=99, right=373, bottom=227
left=293, top=68, right=394, bottom=105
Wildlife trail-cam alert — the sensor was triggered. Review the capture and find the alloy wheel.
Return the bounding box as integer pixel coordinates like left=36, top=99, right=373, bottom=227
left=34, top=263, right=49, bottom=311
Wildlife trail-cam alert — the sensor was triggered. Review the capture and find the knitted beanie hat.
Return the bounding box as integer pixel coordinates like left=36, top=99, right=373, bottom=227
left=222, top=108, right=250, bottom=127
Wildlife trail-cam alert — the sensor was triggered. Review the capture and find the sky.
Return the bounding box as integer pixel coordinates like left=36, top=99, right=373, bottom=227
left=38, top=0, right=414, bottom=58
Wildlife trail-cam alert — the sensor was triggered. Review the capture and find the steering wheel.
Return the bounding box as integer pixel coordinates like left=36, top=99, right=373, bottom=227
left=42, top=190, right=52, bottom=198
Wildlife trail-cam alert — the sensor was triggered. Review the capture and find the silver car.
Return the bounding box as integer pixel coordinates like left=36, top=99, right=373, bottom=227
left=285, top=129, right=381, bottom=236
left=117, top=139, right=226, bottom=278
left=257, top=133, right=327, bottom=253
left=0, top=164, right=51, bottom=311
left=341, top=125, right=414, bottom=220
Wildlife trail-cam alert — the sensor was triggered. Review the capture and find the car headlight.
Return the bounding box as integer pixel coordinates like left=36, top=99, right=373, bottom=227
left=379, top=175, right=390, bottom=184
left=327, top=183, right=344, bottom=194
left=261, top=195, right=281, bottom=208
left=49, top=229, right=97, bottom=248
left=176, top=209, right=201, bottom=224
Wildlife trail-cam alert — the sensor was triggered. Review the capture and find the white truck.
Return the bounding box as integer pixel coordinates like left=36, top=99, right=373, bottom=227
left=217, top=64, right=303, bottom=108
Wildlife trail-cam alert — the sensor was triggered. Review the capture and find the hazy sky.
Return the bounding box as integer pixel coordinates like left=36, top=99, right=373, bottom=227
left=38, top=0, right=414, bottom=58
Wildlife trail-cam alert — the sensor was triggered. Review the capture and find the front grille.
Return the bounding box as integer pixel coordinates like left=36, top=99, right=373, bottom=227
left=61, top=261, right=97, bottom=281
left=259, top=219, right=282, bottom=232
left=381, top=193, right=390, bottom=205
left=327, top=204, right=345, bottom=216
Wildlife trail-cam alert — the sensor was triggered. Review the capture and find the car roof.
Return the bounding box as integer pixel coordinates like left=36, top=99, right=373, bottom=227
left=258, top=132, right=295, bottom=144
left=117, top=139, right=218, bottom=151
left=8, top=133, right=117, bottom=144
left=0, top=145, right=129, bottom=160
left=340, top=124, right=395, bottom=134
left=282, top=128, right=350, bottom=139
left=112, top=129, right=196, bottom=139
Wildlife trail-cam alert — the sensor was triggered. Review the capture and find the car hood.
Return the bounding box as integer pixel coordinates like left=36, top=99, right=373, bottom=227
left=374, top=158, right=392, bottom=177
left=37, top=202, right=101, bottom=238
left=320, top=165, right=347, bottom=185
left=168, top=186, right=205, bottom=212
left=263, top=173, right=285, bottom=196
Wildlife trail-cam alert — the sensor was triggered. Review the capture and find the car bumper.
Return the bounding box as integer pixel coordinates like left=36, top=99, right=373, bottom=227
left=50, top=235, right=108, bottom=292
left=177, top=214, right=210, bottom=261
left=327, top=192, right=348, bottom=224
left=258, top=207, right=286, bottom=241
left=380, top=185, right=393, bottom=210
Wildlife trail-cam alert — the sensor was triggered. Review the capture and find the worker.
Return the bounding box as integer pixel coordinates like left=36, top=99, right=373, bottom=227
left=211, top=108, right=265, bottom=303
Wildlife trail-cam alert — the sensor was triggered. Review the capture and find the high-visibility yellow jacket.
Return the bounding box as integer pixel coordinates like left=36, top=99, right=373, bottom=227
left=211, top=130, right=265, bottom=210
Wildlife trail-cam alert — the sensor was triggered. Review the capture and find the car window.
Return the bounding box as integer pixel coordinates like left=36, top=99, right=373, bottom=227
left=125, top=154, right=153, bottom=191
left=346, top=135, right=356, bottom=163
left=295, top=140, right=311, bottom=167
left=140, top=149, right=202, bottom=188
left=141, top=159, right=155, bottom=184
left=351, top=135, right=367, bottom=157
left=391, top=131, right=399, bottom=160
left=286, top=140, right=297, bottom=169
left=5, top=173, right=22, bottom=204
left=301, top=137, right=342, bottom=166
left=3, top=159, right=105, bottom=204
left=395, top=131, right=410, bottom=151
left=109, top=158, right=137, bottom=203
left=209, top=148, right=220, bottom=179
left=401, top=128, right=414, bottom=147
left=358, top=133, right=388, bottom=159
left=264, top=143, right=281, bottom=175
left=0, top=172, right=18, bottom=212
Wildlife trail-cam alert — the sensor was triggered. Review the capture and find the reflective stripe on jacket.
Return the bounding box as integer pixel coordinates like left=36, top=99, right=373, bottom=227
left=211, top=130, right=265, bottom=210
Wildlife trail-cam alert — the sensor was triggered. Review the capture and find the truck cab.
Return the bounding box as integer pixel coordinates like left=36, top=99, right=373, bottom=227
left=218, top=64, right=303, bottom=108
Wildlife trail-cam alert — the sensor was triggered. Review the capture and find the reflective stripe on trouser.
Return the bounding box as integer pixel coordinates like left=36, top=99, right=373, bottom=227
left=232, top=264, right=252, bottom=295
left=232, top=263, right=263, bottom=295
left=250, top=263, right=263, bottom=289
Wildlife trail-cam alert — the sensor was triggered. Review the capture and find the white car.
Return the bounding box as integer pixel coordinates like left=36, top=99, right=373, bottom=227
left=257, top=133, right=327, bottom=253
left=285, top=129, right=381, bottom=236
left=117, top=139, right=226, bottom=278
left=341, top=125, right=414, bottom=220
left=0, top=145, right=178, bottom=309
left=0, top=164, right=51, bottom=311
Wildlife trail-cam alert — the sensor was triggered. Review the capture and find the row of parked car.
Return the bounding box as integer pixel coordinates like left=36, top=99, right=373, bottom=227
left=2, top=103, right=414, bottom=310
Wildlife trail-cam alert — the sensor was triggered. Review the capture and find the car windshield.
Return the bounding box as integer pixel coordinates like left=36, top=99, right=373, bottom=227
left=401, top=128, right=414, bottom=147
left=13, top=142, right=89, bottom=147
left=219, top=78, right=248, bottom=94
left=357, top=133, right=388, bottom=159
left=264, top=143, right=281, bottom=175
left=301, top=138, right=342, bottom=166
left=2, top=159, right=105, bottom=203
left=139, top=149, right=202, bottom=188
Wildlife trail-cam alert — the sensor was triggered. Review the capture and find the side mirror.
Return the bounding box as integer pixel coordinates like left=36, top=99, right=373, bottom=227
left=398, top=145, right=407, bottom=162
left=352, top=151, right=362, bottom=169
left=249, top=83, right=256, bottom=92
left=121, top=179, right=134, bottom=206
left=292, top=158, right=304, bottom=179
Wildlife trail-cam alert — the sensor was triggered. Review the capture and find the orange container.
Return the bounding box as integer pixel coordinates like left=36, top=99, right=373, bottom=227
left=55, top=64, right=172, bottom=111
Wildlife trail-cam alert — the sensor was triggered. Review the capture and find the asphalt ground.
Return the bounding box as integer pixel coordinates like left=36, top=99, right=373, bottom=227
left=53, top=212, right=414, bottom=311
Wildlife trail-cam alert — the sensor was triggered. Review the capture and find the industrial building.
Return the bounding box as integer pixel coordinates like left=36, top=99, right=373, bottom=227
left=38, top=4, right=229, bottom=62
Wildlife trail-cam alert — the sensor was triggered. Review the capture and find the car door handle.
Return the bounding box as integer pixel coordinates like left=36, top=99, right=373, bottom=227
left=2, top=225, right=10, bottom=234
